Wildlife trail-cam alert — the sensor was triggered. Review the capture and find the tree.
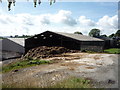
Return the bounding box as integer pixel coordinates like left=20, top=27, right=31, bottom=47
left=14, top=35, right=19, bottom=37
left=10, top=35, right=13, bottom=38
left=0, top=0, right=56, bottom=11
left=74, top=31, right=83, bottom=35
left=109, top=33, right=115, bottom=38
left=100, top=34, right=107, bottom=38
left=115, top=30, right=120, bottom=37
left=89, top=29, right=100, bottom=37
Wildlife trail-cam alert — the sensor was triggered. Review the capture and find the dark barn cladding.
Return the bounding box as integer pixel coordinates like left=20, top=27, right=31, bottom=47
left=25, top=31, right=104, bottom=53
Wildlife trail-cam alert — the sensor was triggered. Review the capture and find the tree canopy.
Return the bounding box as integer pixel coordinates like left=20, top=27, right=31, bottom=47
left=74, top=31, right=83, bottom=35
left=114, top=30, right=120, bottom=37
left=88, top=28, right=100, bottom=37
left=108, top=30, right=120, bottom=38
left=10, top=35, right=33, bottom=38
left=109, top=33, right=115, bottom=38
left=100, top=34, right=107, bottom=38
left=0, top=0, right=56, bottom=11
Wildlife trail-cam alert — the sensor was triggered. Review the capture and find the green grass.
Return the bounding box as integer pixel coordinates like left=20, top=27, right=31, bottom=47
left=2, top=59, right=52, bottom=73
left=104, top=48, right=120, bottom=54
left=48, top=77, right=92, bottom=88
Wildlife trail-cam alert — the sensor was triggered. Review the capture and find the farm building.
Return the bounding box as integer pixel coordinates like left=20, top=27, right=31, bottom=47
left=1, top=38, right=25, bottom=60
left=25, top=31, right=104, bottom=53
left=98, top=36, right=112, bottom=49
left=2, top=38, right=25, bottom=53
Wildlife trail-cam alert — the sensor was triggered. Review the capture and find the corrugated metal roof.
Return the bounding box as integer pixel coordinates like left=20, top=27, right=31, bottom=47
left=26, top=31, right=104, bottom=41
left=53, top=31, right=104, bottom=41
left=7, top=38, right=25, bottom=46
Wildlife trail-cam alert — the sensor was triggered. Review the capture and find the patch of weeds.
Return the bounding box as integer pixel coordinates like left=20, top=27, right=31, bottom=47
left=2, top=59, right=52, bottom=73
left=48, top=77, right=92, bottom=88
left=86, top=51, right=96, bottom=53
left=29, top=60, right=52, bottom=65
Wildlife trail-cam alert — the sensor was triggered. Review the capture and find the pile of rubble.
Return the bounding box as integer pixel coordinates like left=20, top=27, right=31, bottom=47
left=24, top=46, right=77, bottom=59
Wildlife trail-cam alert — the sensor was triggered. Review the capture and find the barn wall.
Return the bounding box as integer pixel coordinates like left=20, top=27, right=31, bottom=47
left=80, top=41, right=104, bottom=52
left=61, top=37, right=80, bottom=50
left=2, top=38, right=25, bottom=54
left=25, top=31, right=81, bottom=53
left=25, top=31, right=104, bottom=53
left=25, top=32, right=62, bottom=52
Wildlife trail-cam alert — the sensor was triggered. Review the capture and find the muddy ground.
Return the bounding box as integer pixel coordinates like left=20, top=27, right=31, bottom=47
left=2, top=53, right=119, bottom=88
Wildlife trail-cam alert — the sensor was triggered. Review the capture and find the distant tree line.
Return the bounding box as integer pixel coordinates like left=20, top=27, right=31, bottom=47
left=1, top=29, right=120, bottom=39
left=3, top=29, right=120, bottom=39
left=74, top=29, right=120, bottom=48
left=74, top=31, right=83, bottom=35
left=74, top=29, right=120, bottom=38
left=10, top=35, right=33, bottom=38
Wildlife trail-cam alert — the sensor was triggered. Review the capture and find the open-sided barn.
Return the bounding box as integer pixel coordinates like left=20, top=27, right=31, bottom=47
left=25, top=31, right=104, bottom=53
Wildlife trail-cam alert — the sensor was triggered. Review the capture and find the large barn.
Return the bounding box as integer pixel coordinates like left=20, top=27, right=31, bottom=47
left=25, top=31, right=104, bottom=53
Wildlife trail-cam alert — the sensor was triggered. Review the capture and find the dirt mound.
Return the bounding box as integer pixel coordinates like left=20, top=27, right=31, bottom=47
left=24, top=46, right=75, bottom=59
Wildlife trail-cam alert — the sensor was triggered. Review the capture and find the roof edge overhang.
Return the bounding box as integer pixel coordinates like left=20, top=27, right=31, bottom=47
left=26, top=30, right=104, bottom=42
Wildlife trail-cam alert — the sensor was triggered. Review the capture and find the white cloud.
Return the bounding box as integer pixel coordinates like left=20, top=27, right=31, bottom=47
left=0, top=9, right=118, bottom=36
left=78, top=16, right=96, bottom=26
left=97, top=15, right=118, bottom=29
left=51, top=10, right=77, bottom=26
left=0, top=15, right=12, bottom=24
left=38, top=14, right=51, bottom=25
left=97, top=15, right=118, bottom=35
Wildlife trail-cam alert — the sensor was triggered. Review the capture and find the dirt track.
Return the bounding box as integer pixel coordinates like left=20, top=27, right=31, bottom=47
left=2, top=53, right=118, bottom=88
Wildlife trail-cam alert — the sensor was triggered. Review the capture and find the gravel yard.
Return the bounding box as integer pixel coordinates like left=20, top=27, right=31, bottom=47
left=2, top=53, right=119, bottom=88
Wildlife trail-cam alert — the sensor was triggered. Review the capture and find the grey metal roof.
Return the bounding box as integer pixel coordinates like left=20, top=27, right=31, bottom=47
left=53, top=31, right=104, bottom=41
left=7, top=38, right=25, bottom=46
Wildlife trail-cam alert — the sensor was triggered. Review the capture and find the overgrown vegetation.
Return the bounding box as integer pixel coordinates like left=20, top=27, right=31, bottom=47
left=104, top=48, right=120, bottom=54
left=2, top=59, right=52, bottom=73
left=48, top=77, right=92, bottom=88
left=3, top=77, right=93, bottom=88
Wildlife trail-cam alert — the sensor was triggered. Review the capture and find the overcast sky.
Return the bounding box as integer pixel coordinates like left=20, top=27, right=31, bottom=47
left=0, top=1, right=118, bottom=36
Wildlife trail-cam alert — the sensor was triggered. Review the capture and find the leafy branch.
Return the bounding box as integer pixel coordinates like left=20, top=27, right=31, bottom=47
left=0, top=0, right=56, bottom=11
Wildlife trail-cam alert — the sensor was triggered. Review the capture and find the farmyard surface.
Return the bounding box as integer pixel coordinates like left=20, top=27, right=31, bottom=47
left=2, top=53, right=118, bottom=88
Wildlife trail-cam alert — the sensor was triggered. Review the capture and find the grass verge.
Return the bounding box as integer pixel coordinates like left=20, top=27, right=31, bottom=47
left=48, top=77, right=92, bottom=88
left=2, top=59, right=52, bottom=73
left=104, top=48, right=120, bottom=54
